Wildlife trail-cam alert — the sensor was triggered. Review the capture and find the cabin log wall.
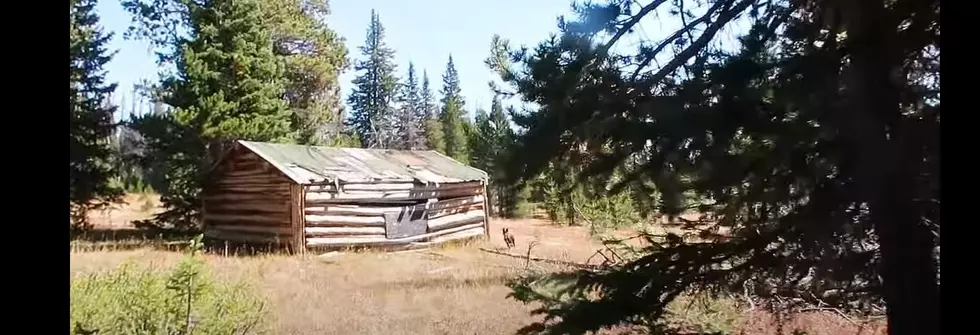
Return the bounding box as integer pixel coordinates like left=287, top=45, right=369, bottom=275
left=203, top=149, right=294, bottom=246
left=304, top=181, right=488, bottom=248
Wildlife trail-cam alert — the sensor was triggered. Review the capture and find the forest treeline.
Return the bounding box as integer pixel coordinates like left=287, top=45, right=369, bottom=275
left=71, top=0, right=939, bottom=334
left=70, top=0, right=646, bottom=232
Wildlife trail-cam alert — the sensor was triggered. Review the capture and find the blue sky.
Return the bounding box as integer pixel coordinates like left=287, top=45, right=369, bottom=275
left=95, top=0, right=574, bottom=119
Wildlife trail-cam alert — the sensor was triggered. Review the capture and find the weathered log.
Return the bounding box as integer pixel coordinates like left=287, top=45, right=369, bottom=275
left=205, top=213, right=290, bottom=225
left=305, top=205, right=400, bottom=216
left=227, top=161, right=271, bottom=172
left=305, top=222, right=485, bottom=247
left=305, top=187, right=482, bottom=203
left=203, top=193, right=288, bottom=202
left=212, top=178, right=286, bottom=187
left=305, top=181, right=485, bottom=192
left=339, top=185, right=483, bottom=196
left=204, top=200, right=289, bottom=214
left=430, top=215, right=485, bottom=232
left=428, top=195, right=485, bottom=210
left=305, top=214, right=386, bottom=227
left=428, top=210, right=486, bottom=230
left=290, top=183, right=306, bottom=253
left=305, top=226, right=386, bottom=236
left=213, top=184, right=290, bottom=194
left=304, top=195, right=486, bottom=217
left=429, top=203, right=485, bottom=220
left=206, top=224, right=292, bottom=235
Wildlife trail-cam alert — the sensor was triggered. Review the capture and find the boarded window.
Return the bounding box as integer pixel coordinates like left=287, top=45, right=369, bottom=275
left=384, top=203, right=428, bottom=239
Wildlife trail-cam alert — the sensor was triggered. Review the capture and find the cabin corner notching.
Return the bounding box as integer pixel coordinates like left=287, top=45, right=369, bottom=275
left=202, top=140, right=491, bottom=251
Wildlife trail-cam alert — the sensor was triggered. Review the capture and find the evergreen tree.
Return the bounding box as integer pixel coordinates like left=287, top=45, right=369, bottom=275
left=469, top=96, right=518, bottom=217
left=394, top=62, right=425, bottom=149
left=123, top=0, right=294, bottom=228
left=421, top=71, right=445, bottom=152
left=263, top=0, right=349, bottom=145
left=439, top=55, right=469, bottom=163
left=70, top=0, right=122, bottom=228
left=469, top=108, right=492, bottom=169
left=347, top=10, right=399, bottom=149
left=490, top=0, right=940, bottom=332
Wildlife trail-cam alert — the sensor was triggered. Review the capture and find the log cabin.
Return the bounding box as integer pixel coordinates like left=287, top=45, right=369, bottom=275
left=202, top=140, right=490, bottom=252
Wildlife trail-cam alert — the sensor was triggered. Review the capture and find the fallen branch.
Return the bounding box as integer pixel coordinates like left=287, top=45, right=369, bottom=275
left=479, top=247, right=601, bottom=270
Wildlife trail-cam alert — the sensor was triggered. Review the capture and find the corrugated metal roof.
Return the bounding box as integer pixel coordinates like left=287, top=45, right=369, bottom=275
left=237, top=140, right=489, bottom=185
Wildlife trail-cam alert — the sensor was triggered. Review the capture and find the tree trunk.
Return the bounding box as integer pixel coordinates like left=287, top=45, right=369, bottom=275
left=844, top=0, right=941, bottom=333
left=874, top=189, right=941, bottom=335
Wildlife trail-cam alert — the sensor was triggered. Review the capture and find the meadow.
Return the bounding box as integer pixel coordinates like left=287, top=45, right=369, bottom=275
left=69, top=193, right=885, bottom=335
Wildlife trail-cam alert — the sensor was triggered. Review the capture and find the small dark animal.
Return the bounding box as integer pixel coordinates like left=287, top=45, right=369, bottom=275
left=502, top=227, right=516, bottom=249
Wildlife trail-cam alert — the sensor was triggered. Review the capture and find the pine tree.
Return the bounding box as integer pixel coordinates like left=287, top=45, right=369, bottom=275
left=70, top=0, right=122, bottom=228
left=421, top=71, right=445, bottom=152
left=263, top=0, right=349, bottom=145
left=123, top=0, right=294, bottom=228
left=347, top=10, right=399, bottom=149
left=469, top=108, right=492, bottom=169
left=469, top=96, right=518, bottom=217
left=491, top=0, right=940, bottom=332
left=394, top=62, right=425, bottom=149
left=439, top=55, right=469, bottom=163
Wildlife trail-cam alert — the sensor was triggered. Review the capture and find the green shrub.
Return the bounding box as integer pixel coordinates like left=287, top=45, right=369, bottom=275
left=69, top=236, right=269, bottom=334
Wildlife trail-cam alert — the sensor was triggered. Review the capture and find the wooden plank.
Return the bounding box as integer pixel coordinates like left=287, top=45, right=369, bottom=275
left=305, top=205, right=400, bottom=216
left=205, top=213, right=290, bottom=225
left=305, top=222, right=485, bottom=247
left=207, top=225, right=292, bottom=235
left=428, top=203, right=485, bottom=220
left=428, top=195, right=485, bottom=211
left=429, top=215, right=485, bottom=232
left=212, top=185, right=290, bottom=194
left=205, top=201, right=290, bottom=214
left=304, top=214, right=386, bottom=226
left=305, top=187, right=482, bottom=203
left=204, top=193, right=287, bottom=202
left=305, top=226, right=386, bottom=236
left=290, top=184, right=306, bottom=254
left=481, top=183, right=491, bottom=239
left=304, top=196, right=485, bottom=218
left=428, top=210, right=486, bottom=230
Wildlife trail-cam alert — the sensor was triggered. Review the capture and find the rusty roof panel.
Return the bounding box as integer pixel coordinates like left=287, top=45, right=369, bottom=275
left=237, top=140, right=489, bottom=184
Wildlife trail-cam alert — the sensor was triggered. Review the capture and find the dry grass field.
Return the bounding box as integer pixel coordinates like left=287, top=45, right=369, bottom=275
left=70, top=194, right=886, bottom=335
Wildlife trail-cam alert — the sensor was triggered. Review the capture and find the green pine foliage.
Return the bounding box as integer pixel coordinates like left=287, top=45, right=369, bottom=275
left=70, top=0, right=123, bottom=229
left=490, top=0, right=940, bottom=333
left=347, top=9, right=399, bottom=149
left=439, top=56, right=469, bottom=163
left=123, top=0, right=295, bottom=229
left=421, top=71, right=445, bottom=152
left=469, top=95, right=531, bottom=218
left=394, top=62, right=425, bottom=149
left=262, top=0, right=350, bottom=145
